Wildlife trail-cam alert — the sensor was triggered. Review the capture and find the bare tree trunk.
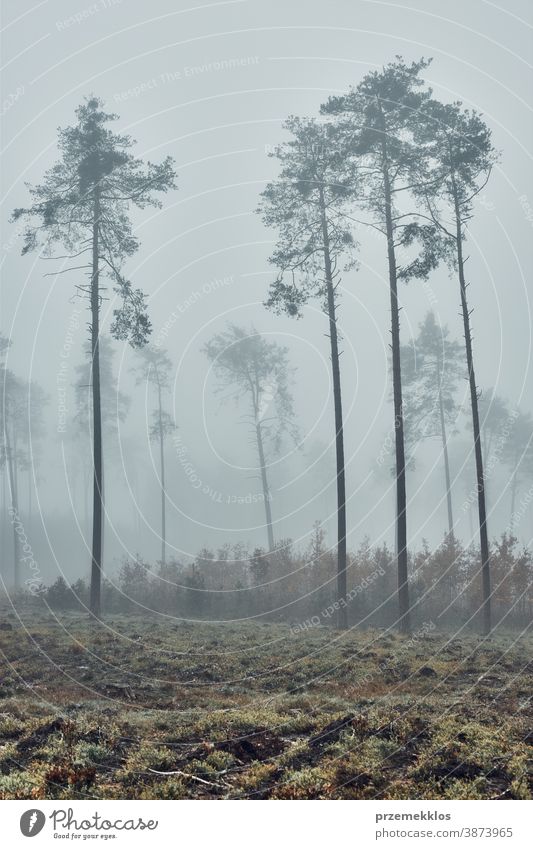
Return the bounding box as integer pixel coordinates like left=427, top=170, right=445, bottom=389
left=436, top=359, right=454, bottom=535
left=4, top=421, right=20, bottom=589
left=1, top=471, right=5, bottom=570
left=452, top=177, right=491, bottom=635
left=27, top=470, right=32, bottom=534
left=467, top=489, right=475, bottom=542
left=318, top=185, right=348, bottom=630
left=82, top=460, right=89, bottom=538
left=380, top=129, right=411, bottom=634
left=101, top=465, right=105, bottom=576
left=157, top=381, right=167, bottom=565
left=89, top=186, right=103, bottom=617
left=131, top=468, right=141, bottom=550
left=13, top=432, right=19, bottom=509
left=509, top=458, right=518, bottom=533
left=255, top=417, right=275, bottom=551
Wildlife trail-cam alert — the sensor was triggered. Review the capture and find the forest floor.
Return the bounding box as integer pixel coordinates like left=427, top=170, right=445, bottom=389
left=0, top=609, right=532, bottom=800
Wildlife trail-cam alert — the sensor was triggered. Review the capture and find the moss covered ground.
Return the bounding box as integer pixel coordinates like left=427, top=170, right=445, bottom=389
left=0, top=611, right=532, bottom=799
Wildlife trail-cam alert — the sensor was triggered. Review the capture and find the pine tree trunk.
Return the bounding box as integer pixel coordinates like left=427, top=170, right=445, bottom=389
left=133, top=469, right=141, bottom=549
left=467, top=496, right=475, bottom=542
left=13, top=431, right=21, bottom=588
left=27, top=470, right=32, bottom=534
left=5, top=421, right=20, bottom=589
left=1, top=471, right=5, bottom=571
left=83, top=461, right=89, bottom=540
left=255, top=417, right=275, bottom=551
left=89, top=186, right=103, bottom=618
left=436, top=360, right=454, bottom=535
left=101, top=465, right=105, bottom=576
left=509, top=458, right=518, bottom=533
left=318, top=185, right=348, bottom=629
left=13, top=432, right=19, bottom=509
left=380, top=131, right=411, bottom=634
left=157, top=381, right=167, bottom=565
left=451, top=177, right=492, bottom=635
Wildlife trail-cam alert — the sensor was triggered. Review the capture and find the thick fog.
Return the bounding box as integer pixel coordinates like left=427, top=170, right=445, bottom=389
left=1, top=0, right=532, bottom=587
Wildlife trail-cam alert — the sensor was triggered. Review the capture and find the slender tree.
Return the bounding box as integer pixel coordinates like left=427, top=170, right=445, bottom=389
left=12, top=97, right=176, bottom=616
left=477, top=390, right=511, bottom=465
left=467, top=389, right=512, bottom=520
left=74, top=335, right=130, bottom=543
left=133, top=345, right=175, bottom=565
left=0, top=370, right=47, bottom=588
left=74, top=336, right=130, bottom=432
left=204, top=324, right=298, bottom=553
left=0, top=340, right=21, bottom=588
left=401, top=312, right=463, bottom=535
left=322, top=59, right=443, bottom=632
left=502, top=410, right=533, bottom=530
left=14, top=379, right=48, bottom=535
left=258, top=116, right=358, bottom=628
left=0, top=336, right=9, bottom=581
left=414, top=98, right=498, bottom=634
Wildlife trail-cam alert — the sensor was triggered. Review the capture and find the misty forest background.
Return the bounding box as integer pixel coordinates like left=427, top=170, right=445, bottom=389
left=1, top=3, right=533, bottom=637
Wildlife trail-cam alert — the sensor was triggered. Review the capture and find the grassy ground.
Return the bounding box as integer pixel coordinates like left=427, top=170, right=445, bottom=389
left=0, top=610, right=532, bottom=800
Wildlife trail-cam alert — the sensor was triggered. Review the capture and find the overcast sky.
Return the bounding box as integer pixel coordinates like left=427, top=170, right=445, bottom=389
left=1, top=0, right=532, bottom=576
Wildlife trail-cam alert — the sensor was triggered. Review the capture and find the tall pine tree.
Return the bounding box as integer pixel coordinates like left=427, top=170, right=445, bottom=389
left=413, top=98, right=498, bottom=633
left=12, top=97, right=176, bottom=615
left=258, top=117, right=358, bottom=628
left=322, top=59, right=443, bottom=632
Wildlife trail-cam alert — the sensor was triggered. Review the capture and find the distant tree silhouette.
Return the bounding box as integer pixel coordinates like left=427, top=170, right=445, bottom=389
left=502, top=410, right=533, bottom=530
left=0, top=367, right=47, bottom=588
left=402, top=312, right=463, bottom=534
left=204, top=324, right=298, bottom=552
left=133, top=345, right=176, bottom=565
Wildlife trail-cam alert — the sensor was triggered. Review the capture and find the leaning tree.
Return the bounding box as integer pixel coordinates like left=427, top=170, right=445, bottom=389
left=204, top=324, right=298, bottom=553
left=133, top=345, right=176, bottom=565
left=401, top=312, right=464, bottom=535
left=413, top=98, right=498, bottom=634
left=12, top=97, right=176, bottom=616
left=258, top=116, right=358, bottom=629
left=322, top=58, right=444, bottom=633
